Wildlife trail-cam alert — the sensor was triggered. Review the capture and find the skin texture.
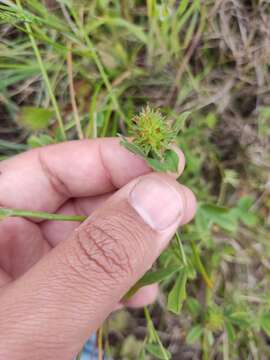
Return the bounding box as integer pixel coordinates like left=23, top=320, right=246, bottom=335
left=0, top=138, right=196, bottom=360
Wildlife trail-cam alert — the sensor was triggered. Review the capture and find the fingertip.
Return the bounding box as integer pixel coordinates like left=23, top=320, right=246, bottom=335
left=127, top=173, right=196, bottom=231
left=179, top=185, right=197, bottom=225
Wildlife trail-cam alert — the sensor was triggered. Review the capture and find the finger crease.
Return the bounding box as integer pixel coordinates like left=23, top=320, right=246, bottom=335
left=38, top=149, right=72, bottom=198
left=93, top=223, right=132, bottom=273
left=98, top=143, right=117, bottom=190
left=77, top=231, right=115, bottom=280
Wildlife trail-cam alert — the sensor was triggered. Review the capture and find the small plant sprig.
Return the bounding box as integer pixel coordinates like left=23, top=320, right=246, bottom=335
left=120, top=108, right=215, bottom=359
left=120, top=106, right=181, bottom=173
left=120, top=107, right=212, bottom=298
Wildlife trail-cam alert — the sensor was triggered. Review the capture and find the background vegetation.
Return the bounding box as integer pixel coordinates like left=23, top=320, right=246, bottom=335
left=0, top=0, right=270, bottom=359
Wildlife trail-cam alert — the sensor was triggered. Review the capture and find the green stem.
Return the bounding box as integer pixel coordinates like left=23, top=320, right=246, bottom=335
left=0, top=207, right=86, bottom=222
left=175, top=231, right=187, bottom=266
left=98, top=326, right=103, bottom=360
left=144, top=307, right=169, bottom=360
left=15, top=0, right=66, bottom=140
left=190, top=240, right=213, bottom=289
left=218, top=180, right=227, bottom=205
left=202, top=328, right=210, bottom=360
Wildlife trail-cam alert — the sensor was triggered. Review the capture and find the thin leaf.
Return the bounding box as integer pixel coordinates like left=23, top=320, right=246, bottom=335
left=228, top=311, right=252, bottom=328
left=186, top=324, right=203, bottom=344
left=186, top=297, right=202, bottom=317
left=200, top=204, right=238, bottom=233
left=138, top=348, right=146, bottom=360
left=167, top=268, right=187, bottom=314
left=123, top=265, right=182, bottom=301
left=164, top=149, right=179, bottom=172
left=177, top=0, right=190, bottom=14
left=86, top=17, right=147, bottom=44
left=27, top=134, right=54, bottom=148
left=238, top=196, right=254, bottom=210
left=173, top=111, right=191, bottom=133
left=225, top=321, right=236, bottom=342
left=201, top=203, right=229, bottom=216
left=260, top=311, right=270, bottom=337
left=145, top=344, right=171, bottom=360
left=0, top=139, right=28, bottom=152
left=120, top=138, right=146, bottom=158
left=233, top=196, right=259, bottom=227
left=146, top=157, right=168, bottom=172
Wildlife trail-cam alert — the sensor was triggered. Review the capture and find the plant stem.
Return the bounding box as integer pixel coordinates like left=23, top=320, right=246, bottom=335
left=0, top=207, right=86, bottom=222
left=98, top=326, right=103, bottom=360
left=190, top=240, right=213, bottom=289
left=175, top=231, right=188, bottom=266
left=144, top=307, right=169, bottom=360
left=15, top=0, right=66, bottom=140
left=67, top=44, right=84, bottom=140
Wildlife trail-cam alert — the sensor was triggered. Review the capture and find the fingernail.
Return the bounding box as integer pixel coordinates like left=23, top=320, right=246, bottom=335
left=129, top=178, right=183, bottom=231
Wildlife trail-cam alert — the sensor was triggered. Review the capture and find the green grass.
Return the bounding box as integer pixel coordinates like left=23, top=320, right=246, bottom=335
left=1, top=0, right=270, bottom=359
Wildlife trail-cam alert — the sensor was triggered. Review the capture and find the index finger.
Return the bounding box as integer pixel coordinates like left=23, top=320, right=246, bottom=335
left=0, top=138, right=151, bottom=213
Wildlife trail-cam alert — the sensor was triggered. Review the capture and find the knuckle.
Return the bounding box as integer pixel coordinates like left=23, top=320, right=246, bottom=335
left=72, top=211, right=147, bottom=281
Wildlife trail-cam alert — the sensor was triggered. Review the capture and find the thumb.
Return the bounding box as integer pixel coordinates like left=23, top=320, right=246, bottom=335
left=0, top=174, right=196, bottom=360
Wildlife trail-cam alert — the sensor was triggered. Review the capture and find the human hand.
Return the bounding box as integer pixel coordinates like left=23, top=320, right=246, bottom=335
left=0, top=138, right=196, bottom=360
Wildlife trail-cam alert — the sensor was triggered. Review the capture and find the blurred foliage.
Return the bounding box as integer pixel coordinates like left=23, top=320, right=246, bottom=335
left=0, top=0, right=270, bottom=359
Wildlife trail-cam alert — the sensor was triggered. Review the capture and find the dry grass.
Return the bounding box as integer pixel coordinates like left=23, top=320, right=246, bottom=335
left=0, top=1, right=270, bottom=359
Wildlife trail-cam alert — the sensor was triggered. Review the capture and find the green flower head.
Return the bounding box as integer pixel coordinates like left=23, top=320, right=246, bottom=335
left=120, top=106, right=180, bottom=173
left=131, top=106, right=174, bottom=159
